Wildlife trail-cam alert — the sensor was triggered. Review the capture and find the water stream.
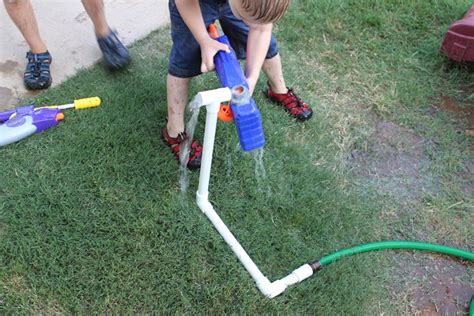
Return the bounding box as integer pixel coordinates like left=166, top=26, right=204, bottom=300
left=179, top=104, right=200, bottom=193
left=178, top=102, right=268, bottom=196
left=251, top=148, right=268, bottom=194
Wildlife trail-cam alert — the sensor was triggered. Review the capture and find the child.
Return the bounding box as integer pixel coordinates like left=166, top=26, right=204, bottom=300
left=4, top=0, right=131, bottom=90
left=164, top=0, right=313, bottom=169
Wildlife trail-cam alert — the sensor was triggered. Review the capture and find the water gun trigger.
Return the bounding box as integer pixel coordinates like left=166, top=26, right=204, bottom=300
left=218, top=103, right=233, bottom=122
left=209, top=23, right=219, bottom=39
left=55, top=112, right=65, bottom=121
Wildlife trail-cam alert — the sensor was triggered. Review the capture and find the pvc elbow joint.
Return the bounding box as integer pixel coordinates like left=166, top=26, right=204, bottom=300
left=256, top=265, right=314, bottom=298
left=256, top=278, right=286, bottom=299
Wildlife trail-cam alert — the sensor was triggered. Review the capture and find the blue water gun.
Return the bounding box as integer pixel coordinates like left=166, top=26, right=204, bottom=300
left=209, top=23, right=265, bottom=152
left=0, top=97, right=101, bottom=147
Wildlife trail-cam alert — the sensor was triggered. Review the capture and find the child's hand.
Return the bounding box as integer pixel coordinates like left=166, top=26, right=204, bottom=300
left=200, top=37, right=230, bottom=73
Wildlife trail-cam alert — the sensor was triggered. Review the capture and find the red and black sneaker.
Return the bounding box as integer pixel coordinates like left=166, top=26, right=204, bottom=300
left=265, top=84, right=313, bottom=121
left=162, top=128, right=202, bottom=170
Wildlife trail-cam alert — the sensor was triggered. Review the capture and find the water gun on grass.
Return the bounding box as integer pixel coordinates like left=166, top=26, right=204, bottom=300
left=209, top=23, right=265, bottom=152
left=0, top=97, right=101, bottom=147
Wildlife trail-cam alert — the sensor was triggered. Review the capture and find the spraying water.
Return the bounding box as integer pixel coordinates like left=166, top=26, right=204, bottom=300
left=251, top=148, right=268, bottom=194
left=178, top=99, right=268, bottom=194
left=179, top=103, right=201, bottom=192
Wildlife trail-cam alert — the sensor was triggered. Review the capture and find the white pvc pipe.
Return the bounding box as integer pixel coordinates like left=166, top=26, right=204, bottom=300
left=197, top=100, right=220, bottom=199
left=194, top=88, right=313, bottom=298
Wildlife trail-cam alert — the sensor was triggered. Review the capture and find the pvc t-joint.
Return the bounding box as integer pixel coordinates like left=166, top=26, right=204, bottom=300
left=190, top=87, right=232, bottom=112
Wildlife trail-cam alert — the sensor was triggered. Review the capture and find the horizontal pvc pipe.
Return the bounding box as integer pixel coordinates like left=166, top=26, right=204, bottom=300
left=191, top=88, right=231, bottom=111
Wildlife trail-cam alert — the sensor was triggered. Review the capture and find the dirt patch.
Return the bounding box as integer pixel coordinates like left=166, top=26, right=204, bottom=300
left=430, top=96, right=474, bottom=137
left=463, top=160, right=474, bottom=174
left=348, top=121, right=438, bottom=203
left=460, top=160, right=474, bottom=198
left=393, top=256, right=473, bottom=316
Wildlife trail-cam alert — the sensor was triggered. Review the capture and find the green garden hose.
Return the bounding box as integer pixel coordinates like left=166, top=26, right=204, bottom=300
left=315, top=241, right=474, bottom=267
left=309, top=241, right=474, bottom=314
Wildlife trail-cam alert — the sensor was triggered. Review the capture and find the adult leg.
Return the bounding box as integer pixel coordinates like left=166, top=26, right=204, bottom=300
left=81, top=0, right=110, bottom=37
left=81, top=0, right=130, bottom=70
left=4, top=0, right=47, bottom=53
left=4, top=0, right=52, bottom=89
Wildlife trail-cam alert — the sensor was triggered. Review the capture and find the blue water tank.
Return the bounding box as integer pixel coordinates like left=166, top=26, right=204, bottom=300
left=213, top=35, right=265, bottom=152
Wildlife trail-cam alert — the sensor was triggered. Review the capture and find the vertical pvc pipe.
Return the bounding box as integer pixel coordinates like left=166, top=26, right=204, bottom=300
left=197, top=101, right=220, bottom=199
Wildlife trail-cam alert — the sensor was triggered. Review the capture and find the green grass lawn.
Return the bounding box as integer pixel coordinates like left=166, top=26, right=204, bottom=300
left=1, top=0, right=473, bottom=314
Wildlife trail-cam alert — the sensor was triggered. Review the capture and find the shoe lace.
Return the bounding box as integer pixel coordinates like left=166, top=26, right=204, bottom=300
left=283, top=88, right=309, bottom=115
left=28, top=54, right=48, bottom=78
left=29, top=54, right=42, bottom=78
left=33, top=61, right=42, bottom=77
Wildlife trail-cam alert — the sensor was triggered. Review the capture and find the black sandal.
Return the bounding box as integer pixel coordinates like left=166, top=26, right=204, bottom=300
left=24, top=51, right=52, bottom=90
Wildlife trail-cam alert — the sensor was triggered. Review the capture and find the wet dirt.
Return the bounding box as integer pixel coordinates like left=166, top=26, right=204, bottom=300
left=460, top=159, right=474, bottom=198
left=0, top=87, right=40, bottom=111
left=394, top=256, right=473, bottom=316
left=0, top=87, right=14, bottom=110
left=428, top=95, right=474, bottom=197
left=348, top=111, right=473, bottom=314
left=430, top=95, right=474, bottom=136
left=0, top=60, right=19, bottom=74
left=348, top=121, right=438, bottom=203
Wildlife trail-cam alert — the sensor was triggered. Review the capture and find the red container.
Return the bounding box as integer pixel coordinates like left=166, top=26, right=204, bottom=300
left=441, top=4, right=474, bottom=62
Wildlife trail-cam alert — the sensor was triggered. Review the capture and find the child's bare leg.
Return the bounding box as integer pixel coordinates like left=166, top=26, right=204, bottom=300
left=262, top=53, right=288, bottom=94
left=167, top=74, right=192, bottom=137
left=4, top=0, right=47, bottom=53
left=81, top=0, right=110, bottom=37
left=262, top=53, right=313, bottom=121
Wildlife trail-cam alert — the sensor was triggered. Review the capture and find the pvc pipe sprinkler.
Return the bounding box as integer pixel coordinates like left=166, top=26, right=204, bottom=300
left=193, top=87, right=313, bottom=298
left=191, top=87, right=474, bottom=300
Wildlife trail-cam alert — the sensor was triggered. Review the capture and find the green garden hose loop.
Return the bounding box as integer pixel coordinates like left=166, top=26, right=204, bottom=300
left=318, top=241, right=474, bottom=266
